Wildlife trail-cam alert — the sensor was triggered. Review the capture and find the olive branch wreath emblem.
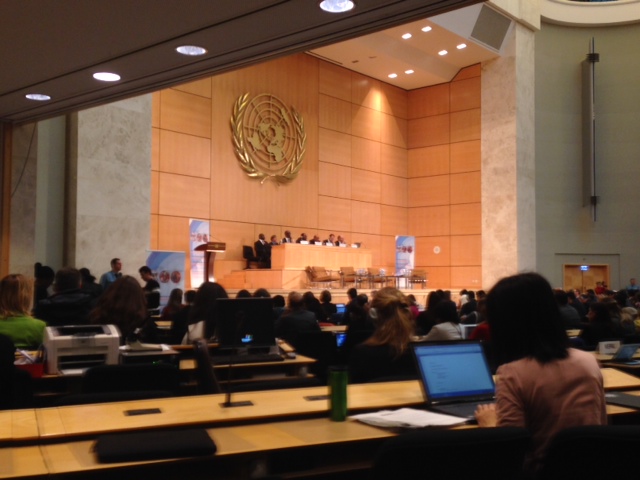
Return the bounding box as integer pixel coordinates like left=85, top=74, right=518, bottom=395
left=231, top=93, right=306, bottom=185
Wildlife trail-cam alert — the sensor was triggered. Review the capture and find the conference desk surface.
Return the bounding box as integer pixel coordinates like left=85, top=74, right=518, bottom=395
left=31, top=367, right=640, bottom=441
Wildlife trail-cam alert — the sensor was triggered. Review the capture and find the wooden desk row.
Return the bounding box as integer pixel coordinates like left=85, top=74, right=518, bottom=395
left=3, top=368, right=640, bottom=479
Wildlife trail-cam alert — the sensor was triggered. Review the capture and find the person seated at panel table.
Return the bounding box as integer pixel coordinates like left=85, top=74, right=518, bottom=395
left=269, top=235, right=280, bottom=246
left=347, top=287, right=417, bottom=384
left=323, top=234, right=336, bottom=246
left=275, top=291, right=320, bottom=345
left=89, top=276, right=159, bottom=345
left=34, top=267, right=95, bottom=326
left=310, top=234, right=321, bottom=245
left=296, top=233, right=308, bottom=244
left=0, top=274, right=46, bottom=349
left=474, top=272, right=606, bottom=477
left=335, top=235, right=346, bottom=246
left=281, top=230, right=294, bottom=244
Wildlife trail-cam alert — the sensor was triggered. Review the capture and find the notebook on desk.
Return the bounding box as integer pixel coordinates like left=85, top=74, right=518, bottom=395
left=611, top=344, right=640, bottom=364
left=412, top=341, right=495, bottom=420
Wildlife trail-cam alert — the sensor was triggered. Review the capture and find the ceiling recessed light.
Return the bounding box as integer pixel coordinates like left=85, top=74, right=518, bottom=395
left=388, top=73, right=398, bottom=79
left=25, top=93, right=51, bottom=101
left=421, top=26, right=432, bottom=32
left=402, top=33, right=412, bottom=40
left=405, top=69, right=414, bottom=75
left=318, top=0, right=355, bottom=13
left=438, top=50, right=448, bottom=56
left=457, top=43, right=467, bottom=50
left=176, top=45, right=207, bottom=56
left=93, top=72, right=121, bottom=82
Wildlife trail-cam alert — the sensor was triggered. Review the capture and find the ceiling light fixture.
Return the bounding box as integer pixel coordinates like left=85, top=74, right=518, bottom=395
left=405, top=69, right=414, bottom=74
left=388, top=73, right=398, bottom=79
left=402, top=33, right=412, bottom=40
left=318, top=0, right=355, bottom=13
left=421, top=26, right=432, bottom=32
left=93, top=72, right=121, bottom=82
left=25, top=93, right=51, bottom=101
left=438, top=50, right=448, bottom=56
left=457, top=43, right=467, bottom=50
left=176, top=45, right=207, bottom=56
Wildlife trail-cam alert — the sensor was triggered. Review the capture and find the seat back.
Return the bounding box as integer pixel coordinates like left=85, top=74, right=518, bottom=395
left=372, top=427, right=530, bottom=480
left=242, top=245, right=256, bottom=260
left=192, top=338, right=222, bottom=394
left=537, top=425, right=640, bottom=479
left=82, top=363, right=180, bottom=395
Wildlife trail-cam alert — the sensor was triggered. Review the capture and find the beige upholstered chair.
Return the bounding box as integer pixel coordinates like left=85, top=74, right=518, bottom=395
left=306, top=266, right=340, bottom=288
left=409, top=270, right=428, bottom=289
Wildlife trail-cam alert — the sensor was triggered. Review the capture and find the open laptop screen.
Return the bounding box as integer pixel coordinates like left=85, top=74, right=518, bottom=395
left=214, top=298, right=276, bottom=349
left=413, top=341, right=495, bottom=403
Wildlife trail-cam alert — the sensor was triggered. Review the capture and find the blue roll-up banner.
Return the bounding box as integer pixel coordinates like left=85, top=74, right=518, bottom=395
left=395, top=236, right=415, bottom=273
left=146, top=251, right=186, bottom=308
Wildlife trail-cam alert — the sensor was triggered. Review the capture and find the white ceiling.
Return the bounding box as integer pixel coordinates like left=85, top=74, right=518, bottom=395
left=0, top=0, right=487, bottom=125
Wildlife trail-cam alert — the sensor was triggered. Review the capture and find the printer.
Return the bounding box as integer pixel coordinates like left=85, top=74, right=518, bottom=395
left=44, top=324, right=121, bottom=375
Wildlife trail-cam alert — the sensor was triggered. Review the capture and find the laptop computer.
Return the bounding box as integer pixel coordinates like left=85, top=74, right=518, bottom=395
left=610, top=344, right=640, bottom=365
left=412, top=340, right=495, bottom=420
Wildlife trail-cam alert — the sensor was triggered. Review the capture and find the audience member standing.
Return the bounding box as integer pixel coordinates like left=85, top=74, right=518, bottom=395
left=99, top=258, right=122, bottom=291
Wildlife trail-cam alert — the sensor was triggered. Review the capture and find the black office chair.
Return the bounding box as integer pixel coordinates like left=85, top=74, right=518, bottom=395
left=371, top=427, right=530, bottom=480
left=82, top=363, right=180, bottom=395
left=192, top=338, right=222, bottom=394
left=290, top=331, right=340, bottom=384
left=242, top=245, right=261, bottom=269
left=536, top=425, right=640, bottom=480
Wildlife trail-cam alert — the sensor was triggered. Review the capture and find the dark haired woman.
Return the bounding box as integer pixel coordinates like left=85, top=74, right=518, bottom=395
left=578, top=301, right=619, bottom=349
left=423, top=300, right=462, bottom=341
left=474, top=273, right=606, bottom=476
left=161, top=288, right=183, bottom=320
left=183, top=282, right=228, bottom=343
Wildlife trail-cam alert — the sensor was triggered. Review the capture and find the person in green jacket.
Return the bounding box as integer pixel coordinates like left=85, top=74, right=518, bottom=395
left=0, top=274, right=46, bottom=348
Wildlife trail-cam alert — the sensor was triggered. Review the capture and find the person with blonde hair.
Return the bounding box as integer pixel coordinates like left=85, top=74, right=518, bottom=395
left=348, top=287, right=416, bottom=383
left=0, top=274, right=46, bottom=348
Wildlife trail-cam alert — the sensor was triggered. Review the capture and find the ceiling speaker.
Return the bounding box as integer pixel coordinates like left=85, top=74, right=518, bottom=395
left=470, top=5, right=512, bottom=52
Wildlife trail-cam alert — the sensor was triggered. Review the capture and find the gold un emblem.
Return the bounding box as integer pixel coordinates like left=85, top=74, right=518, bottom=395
left=231, top=93, right=306, bottom=185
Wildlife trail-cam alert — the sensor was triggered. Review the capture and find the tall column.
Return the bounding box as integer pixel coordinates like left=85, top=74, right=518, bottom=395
left=481, top=20, right=537, bottom=288
left=67, top=95, right=152, bottom=278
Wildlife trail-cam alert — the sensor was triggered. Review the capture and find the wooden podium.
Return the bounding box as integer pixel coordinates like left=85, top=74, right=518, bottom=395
left=194, top=241, right=226, bottom=282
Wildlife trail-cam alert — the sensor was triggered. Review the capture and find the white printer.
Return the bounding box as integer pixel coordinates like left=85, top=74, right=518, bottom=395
left=44, top=324, right=121, bottom=375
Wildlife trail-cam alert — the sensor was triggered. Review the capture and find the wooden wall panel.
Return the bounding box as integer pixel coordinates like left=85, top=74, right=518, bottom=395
left=351, top=201, right=381, bottom=235
left=319, top=162, right=351, bottom=199
left=450, top=235, right=481, bottom=266
left=351, top=73, right=382, bottom=110
left=408, top=145, right=449, bottom=178
left=381, top=174, right=407, bottom=208
left=451, top=266, right=482, bottom=289
left=450, top=172, right=480, bottom=205
left=152, top=92, right=160, bottom=128
left=352, top=137, right=380, bottom=172
left=319, top=94, right=352, bottom=133
left=318, top=196, right=351, bottom=232
left=420, top=266, right=451, bottom=289
left=408, top=175, right=449, bottom=207
left=381, top=205, right=408, bottom=236
left=352, top=169, right=381, bottom=203
left=151, top=171, right=159, bottom=215
left=159, top=89, right=211, bottom=138
left=352, top=105, right=381, bottom=142
left=158, top=172, right=210, bottom=219
left=416, top=236, right=450, bottom=267
left=380, top=235, right=398, bottom=270
left=380, top=144, right=407, bottom=178
left=354, top=234, right=381, bottom=267
left=150, top=214, right=158, bottom=250
left=450, top=109, right=480, bottom=143
left=408, top=114, right=449, bottom=148
left=151, top=128, right=160, bottom=171
left=172, top=78, right=211, bottom=98
left=453, top=64, right=481, bottom=81
left=380, top=82, right=408, bottom=119
left=319, top=61, right=351, bottom=102
left=381, top=113, right=407, bottom=148
left=319, top=128, right=351, bottom=167
left=450, top=203, right=481, bottom=235
left=407, top=83, right=450, bottom=119
left=157, top=215, right=191, bottom=252
left=159, top=130, right=211, bottom=178
left=450, top=140, right=480, bottom=173
left=409, top=206, right=450, bottom=237
left=450, top=76, right=481, bottom=112
left=210, top=220, right=256, bottom=261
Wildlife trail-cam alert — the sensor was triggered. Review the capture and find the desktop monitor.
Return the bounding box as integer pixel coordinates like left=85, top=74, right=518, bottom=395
left=214, top=298, right=277, bottom=351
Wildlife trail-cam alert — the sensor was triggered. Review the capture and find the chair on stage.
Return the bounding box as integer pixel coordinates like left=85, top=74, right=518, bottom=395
left=339, top=266, right=364, bottom=288
left=367, top=268, right=386, bottom=289
left=242, top=245, right=262, bottom=269
left=536, top=425, right=640, bottom=480
left=408, top=269, right=428, bottom=289
left=305, top=266, right=340, bottom=289
left=371, top=427, right=530, bottom=480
